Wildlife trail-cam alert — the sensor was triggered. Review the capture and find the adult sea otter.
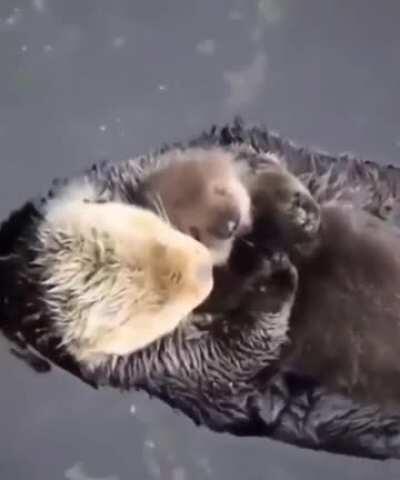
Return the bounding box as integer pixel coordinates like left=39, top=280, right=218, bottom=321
left=1, top=120, right=400, bottom=461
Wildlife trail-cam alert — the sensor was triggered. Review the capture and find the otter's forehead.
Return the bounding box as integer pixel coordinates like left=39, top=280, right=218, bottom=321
left=141, top=146, right=240, bottom=180
left=142, top=147, right=246, bottom=199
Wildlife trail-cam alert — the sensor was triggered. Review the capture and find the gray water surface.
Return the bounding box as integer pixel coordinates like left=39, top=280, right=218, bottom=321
left=1, top=1, right=400, bottom=479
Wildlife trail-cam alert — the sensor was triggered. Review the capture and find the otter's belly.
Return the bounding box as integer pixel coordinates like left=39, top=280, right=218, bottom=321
left=282, top=265, right=400, bottom=409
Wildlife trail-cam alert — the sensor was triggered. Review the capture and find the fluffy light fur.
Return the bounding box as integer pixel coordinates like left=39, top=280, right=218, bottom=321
left=35, top=197, right=213, bottom=367
left=138, top=147, right=252, bottom=266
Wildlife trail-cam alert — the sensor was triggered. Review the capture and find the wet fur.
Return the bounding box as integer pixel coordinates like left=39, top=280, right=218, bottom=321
left=228, top=154, right=400, bottom=409
left=30, top=147, right=252, bottom=368
left=281, top=203, right=400, bottom=408
left=2, top=122, right=400, bottom=459
left=0, top=142, right=302, bottom=423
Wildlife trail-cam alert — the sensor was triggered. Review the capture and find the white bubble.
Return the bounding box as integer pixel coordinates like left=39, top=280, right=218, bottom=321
left=112, top=36, right=126, bottom=48
left=5, top=9, right=21, bottom=27
left=32, top=0, right=45, bottom=13
left=228, top=10, right=243, bottom=21
left=196, top=39, right=216, bottom=56
left=98, top=125, right=107, bottom=132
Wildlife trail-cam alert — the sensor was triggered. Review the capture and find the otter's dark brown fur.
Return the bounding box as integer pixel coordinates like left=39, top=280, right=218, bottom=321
left=247, top=180, right=400, bottom=409
left=3, top=121, right=400, bottom=460
left=283, top=203, right=400, bottom=408
left=200, top=161, right=321, bottom=313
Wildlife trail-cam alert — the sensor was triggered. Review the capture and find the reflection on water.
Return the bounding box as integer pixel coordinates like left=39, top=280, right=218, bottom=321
left=65, top=462, right=119, bottom=480
left=1, top=1, right=400, bottom=478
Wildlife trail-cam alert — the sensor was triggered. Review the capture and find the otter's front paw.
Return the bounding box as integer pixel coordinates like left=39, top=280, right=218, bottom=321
left=287, top=189, right=320, bottom=239
left=250, top=169, right=321, bottom=246
left=241, top=251, right=298, bottom=313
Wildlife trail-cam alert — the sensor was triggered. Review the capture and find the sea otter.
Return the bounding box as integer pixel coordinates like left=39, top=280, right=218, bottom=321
left=0, top=140, right=315, bottom=404
left=1, top=121, right=400, bottom=461
left=21, top=147, right=255, bottom=369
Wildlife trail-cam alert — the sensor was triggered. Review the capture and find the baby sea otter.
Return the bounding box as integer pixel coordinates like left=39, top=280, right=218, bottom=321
left=137, top=147, right=252, bottom=265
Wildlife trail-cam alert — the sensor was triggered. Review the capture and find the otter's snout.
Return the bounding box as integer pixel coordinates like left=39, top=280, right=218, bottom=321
left=211, top=219, right=239, bottom=239
left=208, top=211, right=241, bottom=240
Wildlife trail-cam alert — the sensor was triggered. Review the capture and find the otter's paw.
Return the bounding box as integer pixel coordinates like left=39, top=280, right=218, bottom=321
left=286, top=189, right=320, bottom=239
left=241, top=251, right=298, bottom=313
left=261, top=251, right=298, bottom=293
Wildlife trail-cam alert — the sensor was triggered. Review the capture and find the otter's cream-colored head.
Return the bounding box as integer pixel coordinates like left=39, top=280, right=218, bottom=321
left=141, top=147, right=252, bottom=266
left=38, top=198, right=215, bottom=363
left=146, top=218, right=214, bottom=305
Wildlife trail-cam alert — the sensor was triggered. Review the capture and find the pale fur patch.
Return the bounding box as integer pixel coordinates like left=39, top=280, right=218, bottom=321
left=36, top=198, right=213, bottom=368
left=141, top=147, right=253, bottom=265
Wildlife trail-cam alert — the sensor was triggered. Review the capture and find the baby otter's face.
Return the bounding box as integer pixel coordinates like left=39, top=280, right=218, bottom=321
left=176, top=176, right=252, bottom=265
left=142, top=149, right=252, bottom=266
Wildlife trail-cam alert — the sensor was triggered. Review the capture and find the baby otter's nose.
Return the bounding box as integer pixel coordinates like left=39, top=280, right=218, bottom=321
left=209, top=214, right=240, bottom=239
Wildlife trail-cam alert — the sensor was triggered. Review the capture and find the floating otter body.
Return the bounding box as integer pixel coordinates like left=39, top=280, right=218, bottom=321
left=2, top=122, right=400, bottom=460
